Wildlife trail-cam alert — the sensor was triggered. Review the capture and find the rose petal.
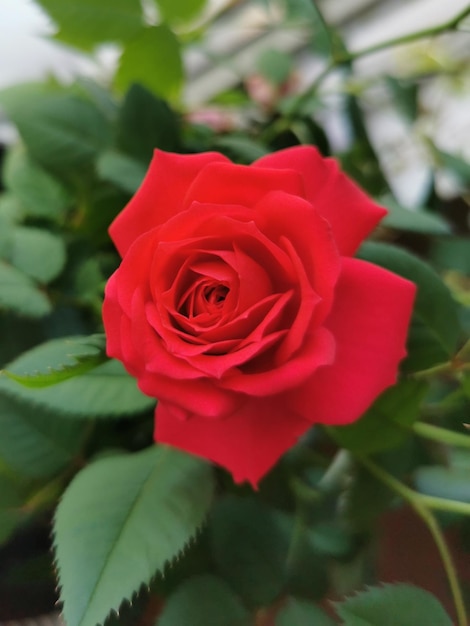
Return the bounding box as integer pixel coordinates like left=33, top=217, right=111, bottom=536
left=287, top=257, right=416, bottom=425
left=182, top=162, right=305, bottom=210
left=109, top=150, right=229, bottom=256
left=220, top=327, right=335, bottom=396
left=254, top=146, right=386, bottom=255
left=155, top=398, right=313, bottom=486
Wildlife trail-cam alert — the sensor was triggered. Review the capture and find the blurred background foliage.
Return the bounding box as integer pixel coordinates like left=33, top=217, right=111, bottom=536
left=0, top=0, right=469, bottom=624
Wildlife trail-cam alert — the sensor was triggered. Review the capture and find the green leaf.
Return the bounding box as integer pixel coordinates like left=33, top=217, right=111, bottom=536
left=115, top=26, right=184, bottom=101
left=381, top=196, right=450, bottom=235
left=334, top=583, right=453, bottom=625
left=384, top=76, right=418, bottom=122
left=210, top=496, right=290, bottom=608
left=212, top=136, right=269, bottom=163
left=0, top=261, right=52, bottom=318
left=358, top=242, right=460, bottom=372
left=257, top=49, right=292, bottom=85
left=0, top=337, right=154, bottom=417
left=155, top=0, right=207, bottom=25
left=117, top=84, right=181, bottom=163
left=54, top=446, right=215, bottom=626
left=9, top=227, right=66, bottom=283
left=0, top=393, right=87, bottom=478
left=432, top=146, right=470, bottom=186
left=0, top=88, right=112, bottom=178
left=275, top=597, right=336, bottom=626
left=97, top=151, right=147, bottom=194
left=158, top=575, right=250, bottom=626
left=0, top=472, right=29, bottom=544
left=414, top=465, right=470, bottom=503
left=3, top=146, right=71, bottom=220
left=283, top=0, right=334, bottom=57
left=35, top=0, right=143, bottom=50
left=327, top=380, right=427, bottom=455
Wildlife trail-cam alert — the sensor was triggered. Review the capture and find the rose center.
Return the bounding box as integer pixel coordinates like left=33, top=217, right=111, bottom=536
left=204, top=284, right=229, bottom=307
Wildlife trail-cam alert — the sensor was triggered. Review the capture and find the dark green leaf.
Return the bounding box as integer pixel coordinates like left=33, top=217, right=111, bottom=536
left=327, top=380, right=427, bottom=455
left=158, top=575, right=250, bottom=626
left=9, top=227, right=66, bottom=283
left=210, top=496, right=290, bottom=608
left=35, top=0, right=143, bottom=50
left=3, top=146, right=71, bottom=220
left=0, top=89, right=112, bottom=178
left=54, top=446, right=215, bottom=626
left=381, top=196, right=451, bottom=235
left=0, top=393, right=87, bottom=478
left=283, top=0, right=333, bottom=57
left=117, top=84, right=181, bottom=163
left=97, top=151, right=146, bottom=194
left=334, top=583, right=453, bottom=625
left=0, top=472, right=29, bottom=544
left=0, top=261, right=52, bottom=318
left=358, top=242, right=460, bottom=372
left=115, top=26, right=183, bottom=101
left=155, top=0, right=207, bottom=25
left=275, top=597, right=336, bottom=626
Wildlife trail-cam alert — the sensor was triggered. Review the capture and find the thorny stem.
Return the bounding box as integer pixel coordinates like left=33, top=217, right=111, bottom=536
left=359, top=455, right=468, bottom=626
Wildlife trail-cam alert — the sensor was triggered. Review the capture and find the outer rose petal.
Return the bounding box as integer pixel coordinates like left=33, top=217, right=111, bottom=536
left=110, top=150, right=229, bottom=256
left=254, top=146, right=386, bottom=255
left=287, top=257, right=416, bottom=425
left=155, top=398, right=312, bottom=486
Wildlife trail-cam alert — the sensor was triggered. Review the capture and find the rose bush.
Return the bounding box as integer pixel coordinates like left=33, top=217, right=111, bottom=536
left=103, top=146, right=415, bottom=485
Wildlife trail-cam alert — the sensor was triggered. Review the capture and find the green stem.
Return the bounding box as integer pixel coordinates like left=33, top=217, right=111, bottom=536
left=306, top=4, right=470, bottom=94
left=413, top=422, right=470, bottom=450
left=359, top=456, right=468, bottom=626
left=344, top=5, right=470, bottom=63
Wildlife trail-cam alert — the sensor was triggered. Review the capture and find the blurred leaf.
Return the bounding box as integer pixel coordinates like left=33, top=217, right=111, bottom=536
left=213, top=136, right=269, bottom=163
left=0, top=472, right=29, bottom=545
left=384, top=76, right=418, bottom=122
left=0, top=393, right=88, bottom=478
left=97, top=151, right=146, bottom=194
left=54, top=446, right=215, bottom=626
left=210, top=496, right=290, bottom=608
left=117, top=84, right=181, bottom=163
left=275, top=597, right=336, bottom=625
left=381, top=196, right=451, bottom=235
left=358, top=242, right=460, bottom=372
left=431, top=237, right=470, bottom=274
left=35, top=0, right=143, bottom=50
left=283, top=0, right=334, bottom=57
left=432, top=146, right=470, bottom=186
left=0, top=261, right=52, bottom=318
left=0, top=88, right=112, bottom=178
left=3, top=147, right=71, bottom=220
left=327, top=380, right=427, bottom=455
left=257, top=49, right=292, bottom=85
left=158, top=575, right=250, bottom=626
left=115, top=26, right=183, bottom=101
left=414, top=466, right=470, bottom=503
left=9, top=227, right=66, bottom=284
left=0, top=338, right=153, bottom=417
left=154, top=0, right=207, bottom=25
left=334, top=583, right=453, bottom=625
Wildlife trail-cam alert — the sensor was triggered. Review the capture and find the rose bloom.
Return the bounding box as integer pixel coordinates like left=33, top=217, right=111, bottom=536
left=103, top=146, right=415, bottom=486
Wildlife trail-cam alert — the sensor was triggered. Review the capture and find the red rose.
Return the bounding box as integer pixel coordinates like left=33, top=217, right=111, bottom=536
left=103, top=147, right=415, bottom=485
